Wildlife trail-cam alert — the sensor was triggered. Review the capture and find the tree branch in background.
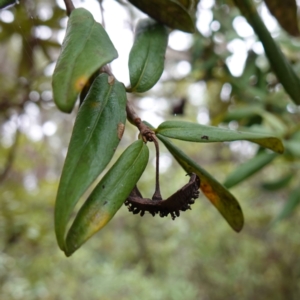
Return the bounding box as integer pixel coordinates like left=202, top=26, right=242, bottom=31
left=0, top=129, right=20, bottom=184
left=97, top=0, right=106, bottom=28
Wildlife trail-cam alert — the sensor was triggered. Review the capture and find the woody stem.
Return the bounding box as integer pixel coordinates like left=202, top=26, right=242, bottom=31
left=126, top=100, right=161, bottom=200
left=63, top=0, right=75, bottom=16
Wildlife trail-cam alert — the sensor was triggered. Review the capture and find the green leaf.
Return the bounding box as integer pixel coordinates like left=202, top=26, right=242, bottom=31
left=157, top=134, right=244, bottom=232
left=128, top=18, right=169, bottom=93
left=284, top=140, right=300, bottom=158
left=156, top=120, right=284, bottom=153
left=257, top=111, right=287, bottom=133
left=128, top=0, right=195, bottom=33
left=223, top=106, right=262, bottom=122
left=52, top=8, right=118, bottom=113
left=264, top=0, right=299, bottom=36
left=65, top=140, right=149, bottom=256
left=223, top=151, right=278, bottom=189
left=272, top=187, right=300, bottom=224
left=261, top=173, right=293, bottom=191
left=0, top=0, right=16, bottom=9
left=55, top=73, right=126, bottom=251
left=233, top=0, right=300, bottom=105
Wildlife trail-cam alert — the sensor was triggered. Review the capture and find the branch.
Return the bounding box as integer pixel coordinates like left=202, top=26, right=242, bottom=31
left=126, top=100, right=140, bottom=125
left=126, top=101, right=154, bottom=142
left=64, top=0, right=75, bottom=16
left=97, top=0, right=106, bottom=28
left=0, top=129, right=20, bottom=184
left=126, top=101, right=161, bottom=199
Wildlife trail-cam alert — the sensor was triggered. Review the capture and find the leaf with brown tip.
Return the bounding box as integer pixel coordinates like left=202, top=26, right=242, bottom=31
left=52, top=8, right=118, bottom=113
left=158, top=134, right=244, bottom=232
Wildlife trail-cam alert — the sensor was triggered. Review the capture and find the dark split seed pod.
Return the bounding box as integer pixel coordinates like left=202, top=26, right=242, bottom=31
left=124, top=173, right=200, bottom=220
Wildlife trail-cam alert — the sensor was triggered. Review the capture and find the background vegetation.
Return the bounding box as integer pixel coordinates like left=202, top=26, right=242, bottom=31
left=1, top=0, right=300, bottom=299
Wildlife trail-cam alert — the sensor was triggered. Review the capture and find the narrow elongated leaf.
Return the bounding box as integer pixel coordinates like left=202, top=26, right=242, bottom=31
left=223, top=151, right=278, bottom=189
left=257, top=111, right=287, bottom=133
left=261, top=173, right=293, bottom=191
left=52, top=8, right=118, bottom=113
left=128, top=0, right=195, bottom=33
left=233, top=0, right=300, bottom=105
left=55, top=74, right=126, bottom=251
left=128, top=18, right=169, bottom=93
left=223, top=106, right=262, bottom=122
left=65, top=140, right=149, bottom=256
left=156, top=120, right=284, bottom=153
left=264, top=0, right=299, bottom=36
left=0, top=0, right=16, bottom=9
left=272, top=186, right=300, bottom=224
left=157, top=134, right=244, bottom=232
left=284, top=140, right=300, bottom=158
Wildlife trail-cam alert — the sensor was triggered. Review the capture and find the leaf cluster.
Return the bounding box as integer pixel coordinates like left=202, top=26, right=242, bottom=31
left=50, top=0, right=292, bottom=256
left=1, top=0, right=300, bottom=256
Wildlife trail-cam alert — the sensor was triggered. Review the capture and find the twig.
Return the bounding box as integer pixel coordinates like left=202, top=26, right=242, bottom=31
left=125, top=101, right=162, bottom=200
left=100, top=65, right=113, bottom=76
left=64, top=0, right=75, bottom=16
left=0, top=129, right=20, bottom=184
left=98, top=0, right=106, bottom=28
left=126, top=101, right=139, bottom=125
left=126, top=100, right=156, bottom=143
left=126, top=101, right=154, bottom=139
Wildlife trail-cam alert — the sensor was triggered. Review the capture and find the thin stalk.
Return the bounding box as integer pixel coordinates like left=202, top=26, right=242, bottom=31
left=152, top=136, right=162, bottom=200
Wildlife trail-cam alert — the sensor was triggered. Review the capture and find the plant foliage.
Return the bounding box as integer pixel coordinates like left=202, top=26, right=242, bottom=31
left=49, top=1, right=294, bottom=256
left=3, top=0, right=300, bottom=258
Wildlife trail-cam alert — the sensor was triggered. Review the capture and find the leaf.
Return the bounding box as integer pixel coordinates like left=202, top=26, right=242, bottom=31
left=176, top=0, right=200, bottom=23
left=233, top=0, right=300, bottom=105
left=157, top=134, right=244, bottom=232
left=223, top=106, right=262, bottom=122
left=128, top=18, right=169, bottom=93
left=55, top=73, right=126, bottom=251
left=0, top=0, right=16, bottom=9
left=264, top=0, right=299, bottom=36
left=261, top=173, right=293, bottom=191
left=257, top=111, right=287, bottom=133
left=52, top=8, right=118, bottom=113
left=65, top=140, right=149, bottom=256
left=156, top=120, right=284, bottom=153
left=128, top=0, right=195, bottom=33
left=284, top=140, right=300, bottom=158
left=272, top=186, right=300, bottom=224
left=223, top=151, right=278, bottom=189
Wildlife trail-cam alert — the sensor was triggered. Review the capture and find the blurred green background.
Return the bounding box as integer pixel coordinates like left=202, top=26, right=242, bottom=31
left=1, top=0, right=300, bottom=299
